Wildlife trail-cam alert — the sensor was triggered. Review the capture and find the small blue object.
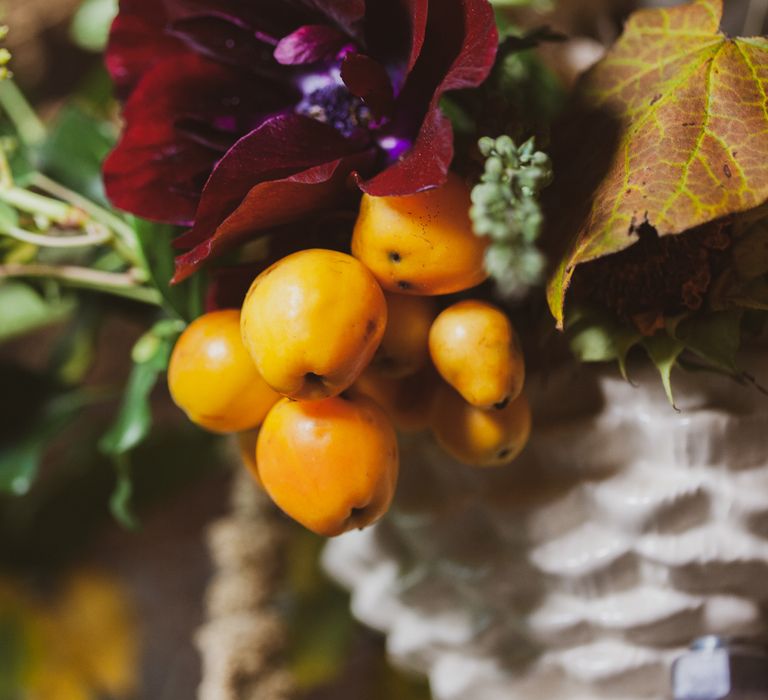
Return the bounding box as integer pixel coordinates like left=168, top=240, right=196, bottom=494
left=672, top=636, right=768, bottom=700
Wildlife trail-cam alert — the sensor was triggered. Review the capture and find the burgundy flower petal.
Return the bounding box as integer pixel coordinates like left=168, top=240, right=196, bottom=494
left=439, top=0, right=500, bottom=91
left=341, top=53, right=394, bottom=121
left=104, top=53, right=292, bottom=224
left=174, top=149, right=373, bottom=282
left=163, top=0, right=312, bottom=42
left=174, top=113, right=364, bottom=253
left=364, top=0, right=428, bottom=83
left=106, top=0, right=187, bottom=97
left=168, top=16, right=281, bottom=72
left=358, top=107, right=453, bottom=196
left=302, top=0, right=365, bottom=37
left=358, top=0, right=497, bottom=196
left=403, top=0, right=429, bottom=74
left=105, top=0, right=500, bottom=282
left=274, top=25, right=348, bottom=65
left=205, top=263, right=265, bottom=311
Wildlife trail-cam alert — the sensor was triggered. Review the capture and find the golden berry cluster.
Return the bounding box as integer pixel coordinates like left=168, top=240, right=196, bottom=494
left=168, top=173, right=530, bottom=536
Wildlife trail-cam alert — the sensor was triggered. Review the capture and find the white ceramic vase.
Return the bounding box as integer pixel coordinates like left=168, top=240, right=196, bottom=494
left=322, top=360, right=768, bottom=700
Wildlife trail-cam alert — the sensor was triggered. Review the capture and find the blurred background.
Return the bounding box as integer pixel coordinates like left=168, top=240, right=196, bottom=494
left=0, top=0, right=765, bottom=698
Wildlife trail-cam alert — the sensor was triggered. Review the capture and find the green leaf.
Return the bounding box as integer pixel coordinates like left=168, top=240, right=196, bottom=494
left=287, top=531, right=354, bottom=689
left=38, top=104, right=115, bottom=204
left=99, top=321, right=181, bottom=528
left=99, top=335, right=171, bottom=456
left=672, top=311, right=743, bottom=373
left=70, top=0, right=118, bottom=52
left=0, top=436, right=44, bottom=496
left=132, top=218, right=206, bottom=322
left=642, top=334, right=685, bottom=407
left=0, top=391, right=90, bottom=495
left=0, top=130, right=34, bottom=186
left=0, top=282, right=73, bottom=342
left=439, top=97, right=476, bottom=135
left=48, top=304, right=101, bottom=385
left=496, top=45, right=565, bottom=129
left=110, top=454, right=139, bottom=530
left=567, top=306, right=642, bottom=379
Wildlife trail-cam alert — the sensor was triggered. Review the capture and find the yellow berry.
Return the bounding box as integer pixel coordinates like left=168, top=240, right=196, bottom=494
left=168, top=310, right=279, bottom=433
left=372, top=293, right=435, bottom=378
left=240, top=249, right=387, bottom=400
left=429, top=300, right=524, bottom=409
left=257, top=395, right=399, bottom=536
left=431, top=384, right=531, bottom=467
left=352, top=173, right=488, bottom=295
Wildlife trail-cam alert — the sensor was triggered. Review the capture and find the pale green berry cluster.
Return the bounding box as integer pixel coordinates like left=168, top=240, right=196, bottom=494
left=0, top=27, right=10, bottom=80
left=471, top=135, right=552, bottom=299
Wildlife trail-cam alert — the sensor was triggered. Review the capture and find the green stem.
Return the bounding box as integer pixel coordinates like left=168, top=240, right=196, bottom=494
left=2, top=225, right=111, bottom=248
left=0, top=263, right=162, bottom=305
left=0, top=186, right=82, bottom=224
left=0, top=148, right=12, bottom=188
left=0, top=80, right=46, bottom=146
left=31, top=173, right=141, bottom=265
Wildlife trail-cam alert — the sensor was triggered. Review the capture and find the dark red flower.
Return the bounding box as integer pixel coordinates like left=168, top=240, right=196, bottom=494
left=103, top=0, right=498, bottom=281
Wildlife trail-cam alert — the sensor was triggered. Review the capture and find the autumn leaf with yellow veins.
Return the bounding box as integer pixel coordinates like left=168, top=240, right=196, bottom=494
left=547, top=0, right=768, bottom=328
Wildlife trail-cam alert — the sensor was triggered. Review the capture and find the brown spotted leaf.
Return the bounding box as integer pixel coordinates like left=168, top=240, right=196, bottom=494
left=547, top=0, right=768, bottom=327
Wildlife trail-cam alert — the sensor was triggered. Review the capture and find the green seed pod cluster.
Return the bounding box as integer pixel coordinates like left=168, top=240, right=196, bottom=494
left=471, top=135, right=552, bottom=299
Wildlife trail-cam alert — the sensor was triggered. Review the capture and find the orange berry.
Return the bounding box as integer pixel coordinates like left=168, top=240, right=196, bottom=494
left=240, top=249, right=387, bottom=400
left=351, top=365, right=438, bottom=433
left=351, top=172, right=488, bottom=295
left=429, top=300, right=524, bottom=409
left=431, top=384, right=531, bottom=467
left=168, top=310, right=279, bottom=433
left=372, top=293, right=435, bottom=378
left=237, top=430, right=261, bottom=487
left=257, top=395, right=399, bottom=537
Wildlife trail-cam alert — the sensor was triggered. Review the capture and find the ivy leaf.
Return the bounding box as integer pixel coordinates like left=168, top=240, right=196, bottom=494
left=671, top=310, right=742, bottom=373
left=567, top=305, right=641, bottom=379
left=642, top=333, right=685, bottom=406
left=548, top=0, right=768, bottom=327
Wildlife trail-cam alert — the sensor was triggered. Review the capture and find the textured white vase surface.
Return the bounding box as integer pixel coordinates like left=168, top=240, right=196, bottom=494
left=322, top=361, right=768, bottom=700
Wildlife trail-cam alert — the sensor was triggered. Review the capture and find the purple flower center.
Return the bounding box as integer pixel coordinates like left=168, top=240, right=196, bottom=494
left=294, top=56, right=411, bottom=164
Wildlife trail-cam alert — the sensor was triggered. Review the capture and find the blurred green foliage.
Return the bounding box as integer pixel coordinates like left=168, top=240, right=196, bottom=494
left=70, top=0, right=118, bottom=53
left=286, top=529, right=432, bottom=700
